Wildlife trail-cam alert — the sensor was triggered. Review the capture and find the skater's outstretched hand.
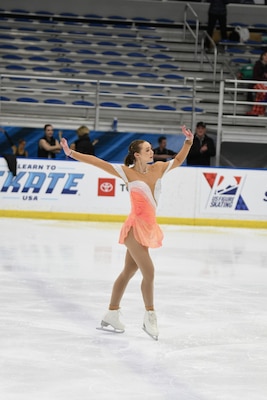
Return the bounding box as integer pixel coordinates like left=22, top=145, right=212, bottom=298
left=60, top=137, right=71, bottom=157
left=181, top=125, right=194, bottom=142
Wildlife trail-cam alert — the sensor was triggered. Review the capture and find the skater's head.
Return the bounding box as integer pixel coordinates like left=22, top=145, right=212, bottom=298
left=124, top=140, right=153, bottom=166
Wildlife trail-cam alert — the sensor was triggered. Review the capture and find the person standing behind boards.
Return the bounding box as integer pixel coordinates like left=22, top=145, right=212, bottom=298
left=186, top=122, right=216, bottom=166
left=37, top=124, right=61, bottom=159
left=70, top=125, right=98, bottom=155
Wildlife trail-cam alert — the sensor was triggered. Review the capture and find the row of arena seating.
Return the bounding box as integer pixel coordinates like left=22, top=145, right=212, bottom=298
left=2, top=8, right=267, bottom=30
left=0, top=8, right=253, bottom=131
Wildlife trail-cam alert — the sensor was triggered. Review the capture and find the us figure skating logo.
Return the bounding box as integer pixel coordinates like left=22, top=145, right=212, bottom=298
left=203, top=172, right=249, bottom=211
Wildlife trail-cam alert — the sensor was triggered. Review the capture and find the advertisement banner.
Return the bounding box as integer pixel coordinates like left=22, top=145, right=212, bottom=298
left=197, top=168, right=267, bottom=220
left=0, top=158, right=130, bottom=215
left=1, top=158, right=267, bottom=225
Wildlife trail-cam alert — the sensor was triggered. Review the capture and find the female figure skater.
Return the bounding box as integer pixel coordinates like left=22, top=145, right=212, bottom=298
left=60, top=125, right=193, bottom=340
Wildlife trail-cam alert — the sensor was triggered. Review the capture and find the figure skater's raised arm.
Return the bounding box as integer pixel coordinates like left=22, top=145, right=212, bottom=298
left=60, top=137, right=121, bottom=178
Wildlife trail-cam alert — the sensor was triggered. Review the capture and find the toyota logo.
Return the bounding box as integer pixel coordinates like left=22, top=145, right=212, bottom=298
left=100, top=182, right=114, bottom=192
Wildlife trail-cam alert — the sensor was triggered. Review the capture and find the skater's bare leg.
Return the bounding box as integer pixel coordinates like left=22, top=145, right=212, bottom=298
left=109, top=249, right=138, bottom=310
left=124, top=229, right=155, bottom=311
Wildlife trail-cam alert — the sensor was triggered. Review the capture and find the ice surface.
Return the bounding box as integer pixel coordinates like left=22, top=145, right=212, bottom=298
left=0, top=218, right=267, bottom=400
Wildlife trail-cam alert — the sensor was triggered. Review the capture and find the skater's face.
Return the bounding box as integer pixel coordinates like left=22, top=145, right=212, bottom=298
left=135, top=141, right=154, bottom=163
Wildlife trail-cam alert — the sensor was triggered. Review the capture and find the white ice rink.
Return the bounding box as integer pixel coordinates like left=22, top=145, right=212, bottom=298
left=0, top=217, right=267, bottom=400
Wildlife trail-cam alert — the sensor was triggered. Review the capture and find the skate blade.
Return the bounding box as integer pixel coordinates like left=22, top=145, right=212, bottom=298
left=142, top=326, right=158, bottom=341
left=96, top=321, right=124, bottom=334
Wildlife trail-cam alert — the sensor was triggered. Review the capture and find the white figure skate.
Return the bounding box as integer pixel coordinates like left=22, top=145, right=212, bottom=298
left=142, top=310, right=159, bottom=341
left=96, top=309, right=125, bottom=333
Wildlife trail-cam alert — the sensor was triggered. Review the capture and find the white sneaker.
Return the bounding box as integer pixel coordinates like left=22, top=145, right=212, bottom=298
left=143, top=310, right=159, bottom=340
left=100, top=309, right=125, bottom=333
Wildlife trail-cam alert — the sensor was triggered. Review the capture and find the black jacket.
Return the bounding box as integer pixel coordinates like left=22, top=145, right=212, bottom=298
left=186, top=134, right=216, bottom=166
left=208, top=0, right=228, bottom=15
left=74, top=136, right=95, bottom=155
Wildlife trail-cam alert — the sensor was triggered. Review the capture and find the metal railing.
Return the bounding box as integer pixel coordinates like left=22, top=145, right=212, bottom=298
left=183, top=3, right=199, bottom=60
left=215, top=78, right=267, bottom=165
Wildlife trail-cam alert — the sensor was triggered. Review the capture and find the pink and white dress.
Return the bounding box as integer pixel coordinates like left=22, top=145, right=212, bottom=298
left=113, top=162, right=173, bottom=248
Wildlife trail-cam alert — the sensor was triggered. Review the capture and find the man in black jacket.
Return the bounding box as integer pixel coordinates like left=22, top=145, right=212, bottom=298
left=186, top=122, right=216, bottom=166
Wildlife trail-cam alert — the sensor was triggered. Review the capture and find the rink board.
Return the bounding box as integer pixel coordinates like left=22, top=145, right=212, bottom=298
left=0, top=157, right=266, bottom=228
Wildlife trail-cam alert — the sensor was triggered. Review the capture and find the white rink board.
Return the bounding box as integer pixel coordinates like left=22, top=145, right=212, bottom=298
left=0, top=158, right=266, bottom=223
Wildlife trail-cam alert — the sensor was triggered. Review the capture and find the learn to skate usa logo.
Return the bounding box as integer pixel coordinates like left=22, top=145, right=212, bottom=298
left=203, top=172, right=249, bottom=211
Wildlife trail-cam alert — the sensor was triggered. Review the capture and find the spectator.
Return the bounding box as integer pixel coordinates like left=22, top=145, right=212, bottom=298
left=13, top=138, right=28, bottom=158
left=70, top=125, right=98, bottom=155
left=153, top=136, right=176, bottom=162
left=246, top=50, right=267, bottom=116
left=186, top=122, right=216, bottom=166
left=205, top=0, right=228, bottom=47
left=0, top=128, right=27, bottom=157
left=37, top=124, right=61, bottom=159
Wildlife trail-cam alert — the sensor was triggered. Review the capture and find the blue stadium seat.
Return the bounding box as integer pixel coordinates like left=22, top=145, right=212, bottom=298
left=24, top=46, right=44, bottom=52
left=44, top=99, right=66, bottom=104
left=11, top=8, right=29, bottom=13
left=112, top=71, right=132, bottom=77
left=59, top=67, right=80, bottom=74
left=36, top=10, right=54, bottom=15
left=127, top=52, right=146, bottom=58
left=138, top=72, right=158, bottom=79
left=72, top=100, right=94, bottom=106
left=157, top=63, right=178, bottom=69
left=5, top=65, right=27, bottom=71
left=55, top=57, right=75, bottom=63
left=122, top=42, right=142, bottom=48
left=156, top=18, right=175, bottom=24
left=72, top=39, right=91, bottom=45
left=100, top=102, right=122, bottom=107
left=18, top=27, right=37, bottom=32
left=181, top=106, right=204, bottom=113
left=77, top=49, right=96, bottom=55
left=97, top=41, right=116, bottom=47
left=127, top=103, right=149, bottom=109
left=107, top=61, right=127, bottom=67
left=47, top=38, right=66, bottom=43
left=231, top=57, right=251, bottom=64
left=151, top=53, right=173, bottom=59
left=0, top=44, right=18, bottom=50
left=29, top=56, right=49, bottom=62
left=163, top=74, right=184, bottom=80
left=154, top=105, right=176, bottom=111
left=148, top=44, right=167, bottom=50
left=93, top=32, right=112, bottom=37
left=32, top=66, right=53, bottom=73
left=21, top=36, right=41, bottom=42
left=84, top=14, right=103, bottom=19
left=60, top=12, right=78, bottom=17
left=3, top=54, right=23, bottom=60
left=0, top=34, right=14, bottom=40
left=0, top=96, right=10, bottom=101
left=50, top=47, right=70, bottom=53
left=108, top=15, right=127, bottom=20
left=102, top=51, right=122, bottom=57
left=132, top=62, right=152, bottom=68
left=81, top=59, right=101, bottom=65
left=226, top=47, right=245, bottom=54
left=142, top=34, right=162, bottom=40
left=17, top=97, right=39, bottom=103
left=133, top=17, right=151, bottom=22
left=86, top=69, right=106, bottom=76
